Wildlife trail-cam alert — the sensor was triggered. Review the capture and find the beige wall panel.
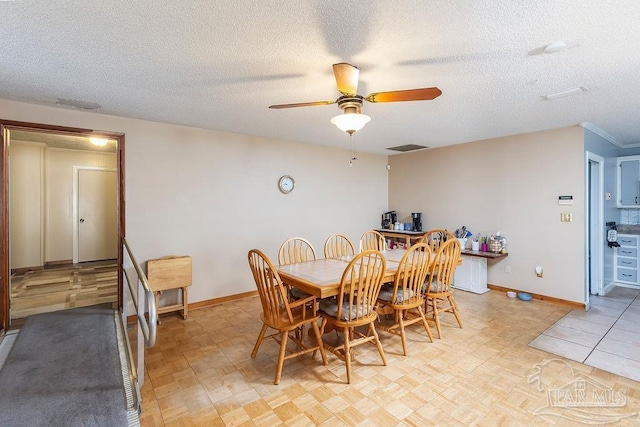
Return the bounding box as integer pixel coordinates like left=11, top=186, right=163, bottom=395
left=9, top=142, right=44, bottom=268
left=0, top=99, right=388, bottom=303
left=45, top=149, right=116, bottom=262
left=388, top=126, right=585, bottom=303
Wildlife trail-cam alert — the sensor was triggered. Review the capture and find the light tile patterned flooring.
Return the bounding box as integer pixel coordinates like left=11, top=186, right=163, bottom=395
left=529, top=286, right=640, bottom=383
left=10, top=261, right=117, bottom=319
left=137, top=289, right=640, bottom=426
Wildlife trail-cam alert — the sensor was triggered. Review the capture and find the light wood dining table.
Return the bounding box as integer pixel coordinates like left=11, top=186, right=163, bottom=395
left=275, top=249, right=409, bottom=299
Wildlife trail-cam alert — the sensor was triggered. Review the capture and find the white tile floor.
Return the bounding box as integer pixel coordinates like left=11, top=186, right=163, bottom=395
left=529, top=286, right=640, bottom=382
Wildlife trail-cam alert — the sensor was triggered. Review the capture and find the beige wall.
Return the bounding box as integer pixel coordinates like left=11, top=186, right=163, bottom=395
left=389, top=126, right=585, bottom=303
left=9, top=142, right=44, bottom=268
left=2, top=99, right=587, bottom=303
left=46, top=149, right=117, bottom=262
left=1, top=99, right=389, bottom=303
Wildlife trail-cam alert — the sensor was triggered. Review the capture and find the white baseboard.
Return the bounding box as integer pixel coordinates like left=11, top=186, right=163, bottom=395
left=602, top=281, right=617, bottom=295
left=611, top=282, right=640, bottom=291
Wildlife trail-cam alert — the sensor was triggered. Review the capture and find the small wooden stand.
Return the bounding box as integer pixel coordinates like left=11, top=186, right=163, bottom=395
left=147, top=255, right=192, bottom=321
left=377, top=229, right=427, bottom=247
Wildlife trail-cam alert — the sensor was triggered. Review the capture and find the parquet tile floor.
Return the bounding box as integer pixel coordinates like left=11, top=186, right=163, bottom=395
left=138, top=290, right=640, bottom=426
left=10, top=261, right=117, bottom=319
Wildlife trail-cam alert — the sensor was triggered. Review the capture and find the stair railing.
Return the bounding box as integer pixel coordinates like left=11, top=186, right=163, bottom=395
left=120, top=237, right=157, bottom=412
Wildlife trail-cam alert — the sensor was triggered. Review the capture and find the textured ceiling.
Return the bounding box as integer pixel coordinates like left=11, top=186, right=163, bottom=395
left=1, top=1, right=639, bottom=155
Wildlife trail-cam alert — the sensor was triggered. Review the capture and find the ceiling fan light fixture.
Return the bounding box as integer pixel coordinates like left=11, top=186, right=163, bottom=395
left=89, top=137, right=109, bottom=147
left=330, top=112, right=371, bottom=135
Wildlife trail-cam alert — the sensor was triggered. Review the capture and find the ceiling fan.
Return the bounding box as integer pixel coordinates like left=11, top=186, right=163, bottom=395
left=269, top=63, right=442, bottom=135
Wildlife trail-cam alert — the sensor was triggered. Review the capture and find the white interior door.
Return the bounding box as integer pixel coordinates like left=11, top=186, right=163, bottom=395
left=78, top=169, right=117, bottom=262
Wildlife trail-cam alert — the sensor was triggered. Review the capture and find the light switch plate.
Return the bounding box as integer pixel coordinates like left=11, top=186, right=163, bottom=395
left=560, top=213, right=573, bottom=222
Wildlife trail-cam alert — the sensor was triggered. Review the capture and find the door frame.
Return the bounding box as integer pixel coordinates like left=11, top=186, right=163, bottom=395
left=585, top=151, right=604, bottom=307
left=0, top=120, right=125, bottom=332
left=73, top=166, right=118, bottom=264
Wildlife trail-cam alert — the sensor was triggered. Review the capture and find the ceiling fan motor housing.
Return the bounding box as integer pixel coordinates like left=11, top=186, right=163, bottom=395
left=337, top=96, right=364, bottom=114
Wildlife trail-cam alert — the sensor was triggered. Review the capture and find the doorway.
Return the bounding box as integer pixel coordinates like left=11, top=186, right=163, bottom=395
left=0, top=121, right=125, bottom=331
left=586, top=151, right=604, bottom=305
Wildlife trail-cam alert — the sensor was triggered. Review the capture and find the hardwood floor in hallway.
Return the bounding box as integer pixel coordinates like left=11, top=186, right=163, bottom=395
left=10, top=261, right=117, bottom=319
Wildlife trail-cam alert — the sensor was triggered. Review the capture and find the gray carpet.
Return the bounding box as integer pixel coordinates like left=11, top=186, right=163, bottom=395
left=0, top=306, right=129, bottom=426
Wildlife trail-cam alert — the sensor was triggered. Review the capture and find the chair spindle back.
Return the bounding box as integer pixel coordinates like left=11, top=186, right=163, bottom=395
left=278, top=237, right=317, bottom=265
left=324, top=233, right=356, bottom=259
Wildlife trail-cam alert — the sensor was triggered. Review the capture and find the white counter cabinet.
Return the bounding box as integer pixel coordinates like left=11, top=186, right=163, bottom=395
left=615, top=234, right=639, bottom=286
left=453, top=250, right=508, bottom=294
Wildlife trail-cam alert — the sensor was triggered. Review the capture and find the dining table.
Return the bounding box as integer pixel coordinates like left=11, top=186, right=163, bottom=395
left=275, top=249, right=409, bottom=299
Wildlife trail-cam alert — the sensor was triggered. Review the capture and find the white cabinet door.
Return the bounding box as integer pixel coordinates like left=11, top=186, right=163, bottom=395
left=453, top=255, right=489, bottom=294
left=617, top=156, right=640, bottom=207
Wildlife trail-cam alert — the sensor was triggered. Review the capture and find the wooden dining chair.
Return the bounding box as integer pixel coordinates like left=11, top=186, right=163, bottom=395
left=423, top=238, right=463, bottom=339
left=247, top=249, right=327, bottom=385
left=278, top=237, right=317, bottom=265
left=324, top=233, right=356, bottom=259
left=318, top=250, right=387, bottom=384
left=360, top=230, right=387, bottom=252
left=278, top=237, right=317, bottom=300
left=417, top=229, right=454, bottom=251
left=376, top=242, right=433, bottom=355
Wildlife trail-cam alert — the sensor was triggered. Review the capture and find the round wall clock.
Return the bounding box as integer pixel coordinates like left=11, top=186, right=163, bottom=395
left=278, top=175, right=295, bottom=194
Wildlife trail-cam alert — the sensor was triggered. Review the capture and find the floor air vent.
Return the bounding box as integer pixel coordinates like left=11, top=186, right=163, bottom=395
left=386, top=144, right=428, bottom=152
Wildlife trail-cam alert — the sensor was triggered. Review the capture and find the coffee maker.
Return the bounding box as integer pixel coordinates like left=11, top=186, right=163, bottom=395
left=411, top=212, right=422, bottom=232
left=381, top=211, right=397, bottom=229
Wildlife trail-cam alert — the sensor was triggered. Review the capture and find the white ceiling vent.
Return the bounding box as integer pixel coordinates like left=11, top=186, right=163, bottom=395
left=542, top=86, right=589, bottom=101
left=386, top=144, right=428, bottom=152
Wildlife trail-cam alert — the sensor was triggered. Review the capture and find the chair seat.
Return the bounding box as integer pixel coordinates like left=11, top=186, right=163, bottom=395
left=422, top=280, right=447, bottom=294
left=378, top=285, right=415, bottom=303
left=290, top=286, right=311, bottom=300
left=261, top=304, right=314, bottom=331
left=319, top=298, right=375, bottom=321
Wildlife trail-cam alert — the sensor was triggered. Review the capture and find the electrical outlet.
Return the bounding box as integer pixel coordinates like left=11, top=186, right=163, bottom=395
left=535, top=266, right=543, bottom=278
left=560, top=213, right=573, bottom=222
left=505, top=265, right=511, bottom=274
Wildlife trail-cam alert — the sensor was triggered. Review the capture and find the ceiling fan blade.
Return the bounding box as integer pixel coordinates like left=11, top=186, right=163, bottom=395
left=268, top=100, right=335, bottom=109
left=333, top=63, right=359, bottom=96
left=365, top=87, right=442, bottom=103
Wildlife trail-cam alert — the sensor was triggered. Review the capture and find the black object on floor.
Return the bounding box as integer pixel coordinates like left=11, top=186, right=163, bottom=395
left=0, top=306, right=128, bottom=426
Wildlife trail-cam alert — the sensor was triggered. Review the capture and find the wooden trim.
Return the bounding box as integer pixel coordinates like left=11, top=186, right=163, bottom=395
left=0, top=124, right=8, bottom=331
left=189, top=290, right=258, bottom=309
left=126, top=290, right=259, bottom=324
left=487, top=284, right=585, bottom=309
left=117, top=134, right=125, bottom=311
left=0, top=120, right=123, bottom=137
